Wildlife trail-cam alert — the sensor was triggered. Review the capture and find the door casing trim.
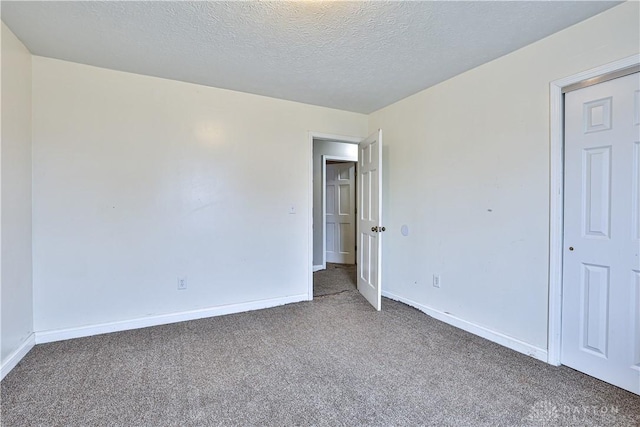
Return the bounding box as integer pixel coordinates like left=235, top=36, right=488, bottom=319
left=322, top=155, right=357, bottom=269
left=547, top=54, right=640, bottom=365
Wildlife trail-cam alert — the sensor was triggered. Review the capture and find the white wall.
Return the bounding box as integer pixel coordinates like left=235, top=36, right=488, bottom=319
left=1, top=23, right=33, bottom=363
left=32, top=57, right=367, bottom=333
left=369, top=2, right=640, bottom=353
left=312, top=140, right=358, bottom=267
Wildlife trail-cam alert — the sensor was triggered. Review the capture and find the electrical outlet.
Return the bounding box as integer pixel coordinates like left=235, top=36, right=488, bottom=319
left=433, top=275, right=441, bottom=288
left=178, top=277, right=187, bottom=290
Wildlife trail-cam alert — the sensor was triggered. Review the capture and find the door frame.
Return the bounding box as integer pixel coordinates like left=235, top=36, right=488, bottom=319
left=547, top=54, right=640, bottom=365
left=308, top=132, right=363, bottom=301
left=322, top=156, right=358, bottom=270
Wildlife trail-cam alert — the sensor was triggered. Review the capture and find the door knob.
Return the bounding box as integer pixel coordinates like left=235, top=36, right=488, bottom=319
left=371, top=226, right=378, bottom=232
left=569, top=247, right=574, bottom=251
left=380, top=226, right=386, bottom=232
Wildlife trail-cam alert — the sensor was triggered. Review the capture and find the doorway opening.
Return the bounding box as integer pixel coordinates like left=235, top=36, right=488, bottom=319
left=308, top=130, right=384, bottom=310
left=317, top=158, right=358, bottom=297
left=310, top=135, right=359, bottom=299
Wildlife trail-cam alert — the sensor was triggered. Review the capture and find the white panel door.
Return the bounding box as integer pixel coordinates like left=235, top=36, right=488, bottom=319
left=357, top=129, right=383, bottom=311
left=562, top=72, right=640, bottom=394
left=326, top=162, right=356, bottom=264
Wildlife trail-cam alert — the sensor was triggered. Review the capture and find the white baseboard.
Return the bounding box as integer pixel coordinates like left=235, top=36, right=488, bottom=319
left=382, top=290, right=548, bottom=362
left=35, top=294, right=308, bottom=344
left=312, top=265, right=324, bottom=272
left=1, top=333, right=36, bottom=381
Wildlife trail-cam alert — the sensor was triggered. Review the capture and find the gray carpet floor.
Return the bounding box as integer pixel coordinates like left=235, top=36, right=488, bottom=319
left=314, top=263, right=356, bottom=297
left=1, top=268, right=639, bottom=426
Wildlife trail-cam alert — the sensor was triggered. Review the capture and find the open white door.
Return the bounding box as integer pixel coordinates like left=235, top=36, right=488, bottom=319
left=357, top=129, right=383, bottom=310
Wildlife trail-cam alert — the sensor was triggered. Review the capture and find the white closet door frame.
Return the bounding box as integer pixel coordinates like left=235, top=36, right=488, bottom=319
left=322, top=155, right=357, bottom=269
left=548, top=54, right=640, bottom=365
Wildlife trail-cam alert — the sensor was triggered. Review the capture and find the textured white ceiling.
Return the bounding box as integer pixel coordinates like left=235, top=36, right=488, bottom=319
left=1, top=1, right=621, bottom=113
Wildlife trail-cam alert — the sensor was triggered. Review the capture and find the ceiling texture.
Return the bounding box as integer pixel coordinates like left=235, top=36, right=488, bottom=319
left=1, top=1, right=621, bottom=113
